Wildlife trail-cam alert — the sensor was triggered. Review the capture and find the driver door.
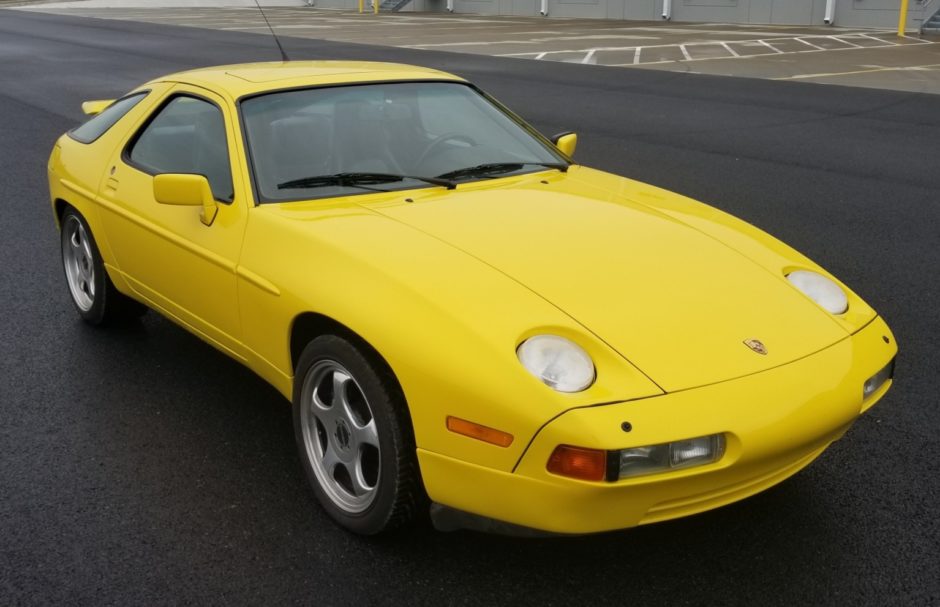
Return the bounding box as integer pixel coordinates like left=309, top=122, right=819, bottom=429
left=98, top=86, right=248, bottom=359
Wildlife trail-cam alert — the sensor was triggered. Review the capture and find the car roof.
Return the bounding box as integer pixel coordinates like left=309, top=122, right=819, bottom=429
left=152, top=61, right=465, bottom=99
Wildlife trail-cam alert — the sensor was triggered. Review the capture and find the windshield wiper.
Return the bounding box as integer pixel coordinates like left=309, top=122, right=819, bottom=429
left=277, top=172, right=455, bottom=191
left=436, top=161, right=568, bottom=181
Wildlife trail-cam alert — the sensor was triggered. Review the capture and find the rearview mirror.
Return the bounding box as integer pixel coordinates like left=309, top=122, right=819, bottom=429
left=551, top=131, right=577, bottom=158
left=81, top=99, right=115, bottom=116
left=153, top=173, right=218, bottom=226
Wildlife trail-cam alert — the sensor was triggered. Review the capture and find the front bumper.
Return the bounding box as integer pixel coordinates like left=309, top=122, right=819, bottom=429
left=418, top=315, right=896, bottom=534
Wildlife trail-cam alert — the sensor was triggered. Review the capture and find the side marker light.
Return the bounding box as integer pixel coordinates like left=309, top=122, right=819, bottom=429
left=446, top=416, right=514, bottom=447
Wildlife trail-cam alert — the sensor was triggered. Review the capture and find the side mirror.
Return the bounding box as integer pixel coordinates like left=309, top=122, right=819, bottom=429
left=81, top=99, right=115, bottom=116
left=551, top=131, right=577, bottom=158
left=153, top=173, right=218, bottom=226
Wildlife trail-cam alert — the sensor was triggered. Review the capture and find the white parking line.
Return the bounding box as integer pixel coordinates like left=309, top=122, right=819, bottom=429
left=858, top=33, right=897, bottom=46
left=795, top=38, right=826, bottom=50
left=758, top=40, right=783, bottom=53
left=609, top=59, right=677, bottom=66
left=604, top=26, right=853, bottom=37
left=833, top=36, right=864, bottom=48
left=404, top=34, right=659, bottom=48
left=36, top=6, right=937, bottom=73
left=775, top=62, right=940, bottom=80
left=524, top=33, right=937, bottom=66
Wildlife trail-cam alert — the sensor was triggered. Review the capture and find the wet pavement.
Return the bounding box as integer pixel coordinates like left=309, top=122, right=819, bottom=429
left=14, top=4, right=940, bottom=93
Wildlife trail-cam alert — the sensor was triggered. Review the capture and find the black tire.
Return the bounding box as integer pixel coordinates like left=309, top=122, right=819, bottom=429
left=292, top=334, right=423, bottom=535
left=59, top=207, right=146, bottom=326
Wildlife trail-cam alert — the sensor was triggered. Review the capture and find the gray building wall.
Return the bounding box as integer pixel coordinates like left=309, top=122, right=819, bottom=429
left=312, top=0, right=938, bottom=30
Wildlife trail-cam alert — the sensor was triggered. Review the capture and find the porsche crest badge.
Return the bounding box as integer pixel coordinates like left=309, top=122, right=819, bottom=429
left=744, top=339, right=768, bottom=355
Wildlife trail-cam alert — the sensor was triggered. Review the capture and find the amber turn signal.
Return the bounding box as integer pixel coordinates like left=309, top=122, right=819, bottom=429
left=446, top=416, right=514, bottom=447
left=547, top=445, right=607, bottom=482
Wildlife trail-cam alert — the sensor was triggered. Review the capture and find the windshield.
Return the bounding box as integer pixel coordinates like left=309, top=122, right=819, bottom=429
left=240, top=81, right=567, bottom=202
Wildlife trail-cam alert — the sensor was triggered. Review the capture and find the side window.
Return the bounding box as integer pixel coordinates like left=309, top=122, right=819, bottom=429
left=70, top=92, right=148, bottom=144
left=128, top=95, right=233, bottom=202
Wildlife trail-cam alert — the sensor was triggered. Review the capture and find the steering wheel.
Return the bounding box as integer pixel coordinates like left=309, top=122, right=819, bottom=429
left=415, top=132, right=477, bottom=167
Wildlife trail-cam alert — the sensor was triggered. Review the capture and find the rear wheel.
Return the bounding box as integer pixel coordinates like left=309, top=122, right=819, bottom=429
left=60, top=207, right=145, bottom=325
left=293, top=335, right=422, bottom=534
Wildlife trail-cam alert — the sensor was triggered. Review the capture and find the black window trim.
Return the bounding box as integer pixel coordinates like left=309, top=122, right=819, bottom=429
left=235, top=79, right=569, bottom=206
left=122, top=91, right=236, bottom=205
left=67, top=90, right=151, bottom=145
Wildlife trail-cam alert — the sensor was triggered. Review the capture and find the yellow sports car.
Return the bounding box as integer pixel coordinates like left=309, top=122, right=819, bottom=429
left=48, top=61, right=897, bottom=536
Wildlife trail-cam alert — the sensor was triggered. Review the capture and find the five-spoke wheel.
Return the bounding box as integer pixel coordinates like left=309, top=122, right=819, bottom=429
left=59, top=207, right=147, bottom=325
left=61, top=212, right=97, bottom=313
left=300, top=361, right=381, bottom=513
left=293, top=335, right=423, bottom=534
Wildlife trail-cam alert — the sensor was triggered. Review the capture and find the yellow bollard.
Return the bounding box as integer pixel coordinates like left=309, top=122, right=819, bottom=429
left=898, top=0, right=910, bottom=36
left=359, top=0, right=363, bottom=13
left=374, top=0, right=379, bottom=14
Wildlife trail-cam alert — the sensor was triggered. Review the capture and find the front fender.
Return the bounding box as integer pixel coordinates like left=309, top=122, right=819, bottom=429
left=237, top=199, right=662, bottom=471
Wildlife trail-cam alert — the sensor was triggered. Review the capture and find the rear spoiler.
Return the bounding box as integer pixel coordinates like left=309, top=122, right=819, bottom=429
left=81, top=99, right=115, bottom=116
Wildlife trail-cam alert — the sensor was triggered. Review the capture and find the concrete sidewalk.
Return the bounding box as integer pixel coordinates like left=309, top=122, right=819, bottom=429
left=11, top=3, right=940, bottom=94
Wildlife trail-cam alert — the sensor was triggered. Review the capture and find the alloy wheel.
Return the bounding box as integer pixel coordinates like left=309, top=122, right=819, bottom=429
left=300, top=360, right=381, bottom=514
left=62, top=215, right=96, bottom=312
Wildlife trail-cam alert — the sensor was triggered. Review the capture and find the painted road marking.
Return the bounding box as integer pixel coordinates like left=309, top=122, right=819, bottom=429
left=498, top=34, right=935, bottom=66
left=632, top=45, right=687, bottom=63
left=720, top=42, right=741, bottom=57
left=403, top=34, right=659, bottom=48
left=795, top=38, right=826, bottom=50
left=20, top=5, right=939, bottom=76
left=775, top=63, right=940, bottom=80
left=798, top=36, right=856, bottom=49
left=859, top=33, right=896, bottom=45
left=758, top=40, right=783, bottom=53
left=603, top=26, right=840, bottom=37
left=686, top=43, right=734, bottom=60
left=833, top=35, right=864, bottom=48
left=726, top=41, right=775, bottom=56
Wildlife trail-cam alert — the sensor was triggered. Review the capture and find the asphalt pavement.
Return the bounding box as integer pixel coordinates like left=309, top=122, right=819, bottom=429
left=0, top=8, right=938, bottom=606
left=17, top=5, right=940, bottom=93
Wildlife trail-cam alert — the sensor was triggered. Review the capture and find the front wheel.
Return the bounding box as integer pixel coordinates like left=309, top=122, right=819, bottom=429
left=293, top=335, right=423, bottom=534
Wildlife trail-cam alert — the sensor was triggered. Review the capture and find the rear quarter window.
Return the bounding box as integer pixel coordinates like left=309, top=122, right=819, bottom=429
left=69, top=92, right=148, bottom=144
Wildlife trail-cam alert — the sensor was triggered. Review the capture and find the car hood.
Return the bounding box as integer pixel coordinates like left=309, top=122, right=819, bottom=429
left=366, top=168, right=848, bottom=392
